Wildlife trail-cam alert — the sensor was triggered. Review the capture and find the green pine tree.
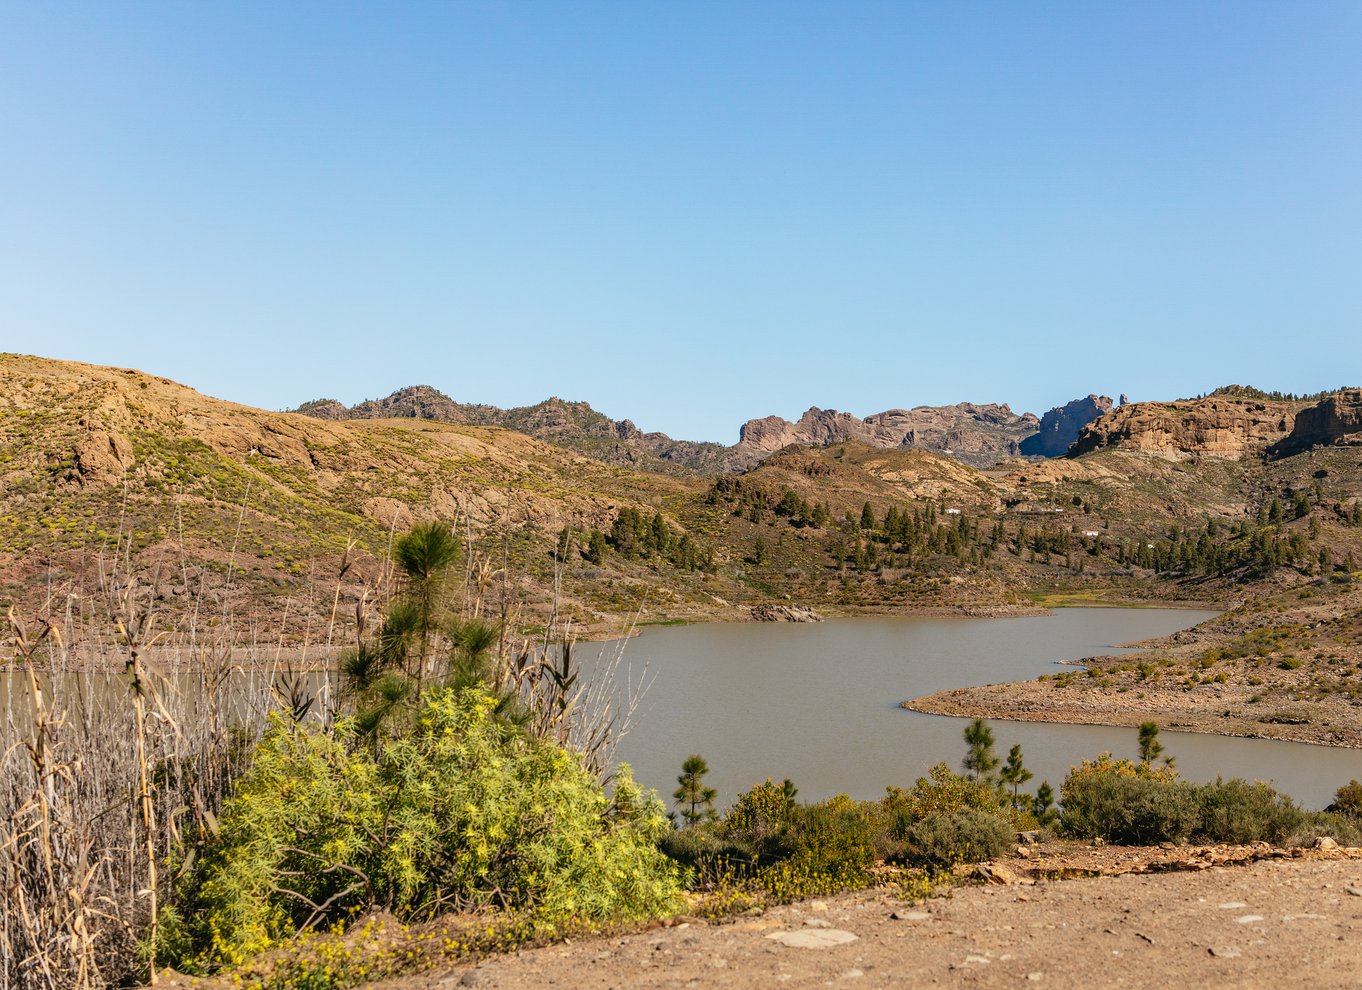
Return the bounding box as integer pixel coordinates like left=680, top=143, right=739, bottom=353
left=1138, top=721, right=1173, bottom=767
left=962, top=718, right=1000, bottom=784
left=999, top=743, right=1033, bottom=810
left=673, top=755, right=718, bottom=825
left=1032, top=780, right=1057, bottom=825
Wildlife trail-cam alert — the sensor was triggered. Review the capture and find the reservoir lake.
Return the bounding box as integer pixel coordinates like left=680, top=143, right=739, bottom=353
left=586, top=608, right=1360, bottom=811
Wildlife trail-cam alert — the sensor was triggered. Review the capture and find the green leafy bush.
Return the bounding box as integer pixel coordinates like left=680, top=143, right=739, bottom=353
left=666, top=786, right=879, bottom=908
left=656, top=819, right=752, bottom=875
left=1328, top=779, right=1362, bottom=819
left=1058, top=758, right=1361, bottom=847
left=898, top=809, right=1014, bottom=869
left=168, top=689, right=682, bottom=971
left=884, top=762, right=1005, bottom=825
left=780, top=795, right=878, bottom=887
left=1283, top=813, right=1362, bottom=847
left=1060, top=755, right=1197, bottom=845
left=1195, top=777, right=1305, bottom=844
left=722, top=778, right=797, bottom=860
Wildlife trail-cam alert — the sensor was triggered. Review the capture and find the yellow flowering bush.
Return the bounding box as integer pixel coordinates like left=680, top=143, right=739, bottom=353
left=166, top=688, right=682, bottom=972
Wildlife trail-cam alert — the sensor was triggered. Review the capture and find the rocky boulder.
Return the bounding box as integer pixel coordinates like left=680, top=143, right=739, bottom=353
left=750, top=604, right=823, bottom=622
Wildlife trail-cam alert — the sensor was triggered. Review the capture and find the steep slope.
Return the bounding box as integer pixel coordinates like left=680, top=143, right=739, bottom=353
left=0, top=355, right=712, bottom=637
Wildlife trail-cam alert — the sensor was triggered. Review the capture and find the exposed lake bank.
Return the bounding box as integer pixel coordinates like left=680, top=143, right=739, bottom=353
left=905, top=673, right=1362, bottom=749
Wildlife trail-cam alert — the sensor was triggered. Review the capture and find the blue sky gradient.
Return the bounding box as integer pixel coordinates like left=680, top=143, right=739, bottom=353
left=3, top=2, right=1359, bottom=442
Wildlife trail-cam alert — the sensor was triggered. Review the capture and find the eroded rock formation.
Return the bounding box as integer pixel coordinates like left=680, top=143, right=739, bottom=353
left=1268, top=390, right=1362, bottom=458
left=1069, top=395, right=1299, bottom=460
left=1019, top=395, right=1114, bottom=457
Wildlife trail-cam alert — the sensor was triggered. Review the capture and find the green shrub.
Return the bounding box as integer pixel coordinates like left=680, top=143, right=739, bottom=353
left=657, top=819, right=754, bottom=874
left=1060, top=755, right=1197, bottom=845
left=1194, top=778, right=1304, bottom=844
left=1284, top=812, right=1362, bottom=847
left=899, top=809, right=1014, bottom=869
left=168, top=689, right=682, bottom=971
left=1328, top=780, right=1362, bottom=819
left=885, top=762, right=1006, bottom=830
left=722, top=778, right=796, bottom=860
left=781, top=795, right=878, bottom=886
left=669, top=789, right=880, bottom=908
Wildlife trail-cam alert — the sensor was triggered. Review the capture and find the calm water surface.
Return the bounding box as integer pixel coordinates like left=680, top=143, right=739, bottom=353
left=587, top=609, right=1362, bottom=810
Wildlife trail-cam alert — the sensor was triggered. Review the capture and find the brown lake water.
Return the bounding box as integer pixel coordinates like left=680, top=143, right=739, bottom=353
left=586, top=608, right=1362, bottom=811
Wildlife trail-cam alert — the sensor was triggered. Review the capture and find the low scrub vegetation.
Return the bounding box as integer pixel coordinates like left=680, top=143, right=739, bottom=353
left=1061, top=754, right=1362, bottom=847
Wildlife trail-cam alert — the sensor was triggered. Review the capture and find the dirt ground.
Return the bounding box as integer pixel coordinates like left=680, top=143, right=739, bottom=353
left=352, top=844, right=1362, bottom=990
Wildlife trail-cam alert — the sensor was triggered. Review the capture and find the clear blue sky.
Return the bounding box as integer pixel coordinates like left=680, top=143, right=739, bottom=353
left=3, top=2, right=1359, bottom=443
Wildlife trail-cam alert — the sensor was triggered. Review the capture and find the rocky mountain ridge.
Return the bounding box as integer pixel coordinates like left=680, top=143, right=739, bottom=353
left=736, top=403, right=1042, bottom=468
left=296, top=388, right=1121, bottom=472
left=295, top=386, right=735, bottom=475
left=1269, top=388, right=1362, bottom=459
left=298, top=382, right=1362, bottom=473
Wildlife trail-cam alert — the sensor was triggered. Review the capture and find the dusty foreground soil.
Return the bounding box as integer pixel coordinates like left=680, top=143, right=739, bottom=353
left=362, top=848, right=1362, bottom=990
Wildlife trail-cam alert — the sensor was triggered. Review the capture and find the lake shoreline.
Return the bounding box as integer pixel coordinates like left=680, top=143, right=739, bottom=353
left=904, top=662, right=1362, bottom=750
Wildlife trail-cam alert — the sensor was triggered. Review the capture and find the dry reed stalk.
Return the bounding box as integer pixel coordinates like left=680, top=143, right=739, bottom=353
left=0, top=547, right=303, bottom=988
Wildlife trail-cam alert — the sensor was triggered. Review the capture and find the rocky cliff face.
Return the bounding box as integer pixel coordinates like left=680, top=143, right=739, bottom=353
left=735, top=404, right=1040, bottom=468
left=1019, top=395, right=1114, bottom=457
left=1069, top=395, right=1299, bottom=461
left=293, top=387, right=733, bottom=475
left=1268, top=390, right=1362, bottom=459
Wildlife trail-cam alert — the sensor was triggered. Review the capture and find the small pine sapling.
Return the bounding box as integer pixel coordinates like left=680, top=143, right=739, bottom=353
left=1138, top=721, right=1174, bottom=768
left=962, top=718, right=1000, bottom=785
left=999, top=743, right=1033, bottom=811
left=673, top=754, right=718, bottom=825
